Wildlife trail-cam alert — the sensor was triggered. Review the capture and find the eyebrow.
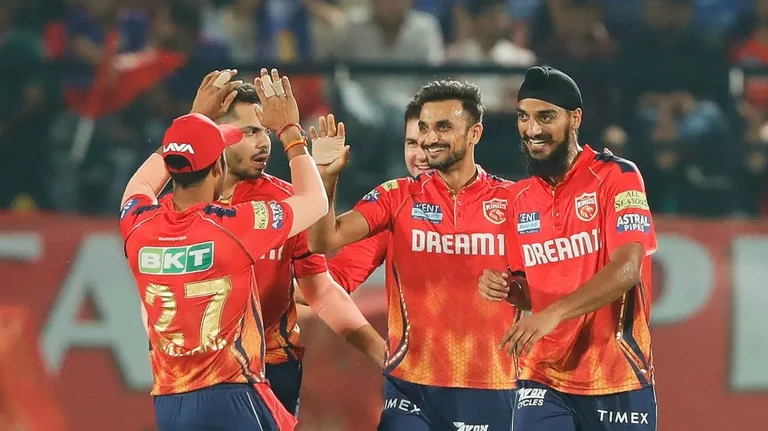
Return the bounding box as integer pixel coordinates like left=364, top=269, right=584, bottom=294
left=241, top=125, right=263, bottom=133
left=518, top=108, right=558, bottom=116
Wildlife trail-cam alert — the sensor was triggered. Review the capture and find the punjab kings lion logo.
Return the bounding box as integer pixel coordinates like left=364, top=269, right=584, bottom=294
left=482, top=198, right=507, bottom=224
left=574, top=192, right=598, bottom=222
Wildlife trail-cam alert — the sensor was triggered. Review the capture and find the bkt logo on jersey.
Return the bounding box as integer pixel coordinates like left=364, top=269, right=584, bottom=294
left=411, top=203, right=443, bottom=224
left=517, top=211, right=540, bottom=234
left=411, top=229, right=504, bottom=256
left=616, top=213, right=651, bottom=233
left=138, top=242, right=214, bottom=274
left=517, top=388, right=547, bottom=408
left=162, top=142, right=195, bottom=154
left=522, top=229, right=600, bottom=266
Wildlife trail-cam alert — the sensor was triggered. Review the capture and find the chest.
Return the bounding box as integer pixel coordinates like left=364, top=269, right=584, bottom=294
left=513, top=179, right=605, bottom=267
left=392, top=189, right=508, bottom=258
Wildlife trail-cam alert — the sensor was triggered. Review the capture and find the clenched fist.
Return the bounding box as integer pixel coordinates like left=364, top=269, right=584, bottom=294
left=478, top=269, right=531, bottom=310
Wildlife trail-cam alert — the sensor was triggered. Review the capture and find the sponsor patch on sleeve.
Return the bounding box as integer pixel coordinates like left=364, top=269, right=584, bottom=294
left=381, top=179, right=399, bottom=191
left=616, top=213, right=651, bottom=233
left=269, top=201, right=285, bottom=229
left=251, top=201, right=269, bottom=229
left=614, top=190, right=649, bottom=212
left=120, top=198, right=138, bottom=220
left=362, top=189, right=381, bottom=202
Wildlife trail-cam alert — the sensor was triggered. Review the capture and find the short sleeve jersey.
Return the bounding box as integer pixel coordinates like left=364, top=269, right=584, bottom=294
left=353, top=167, right=518, bottom=389
left=327, top=231, right=389, bottom=293
left=119, top=194, right=294, bottom=395
left=222, top=174, right=328, bottom=364
left=507, top=146, right=657, bottom=395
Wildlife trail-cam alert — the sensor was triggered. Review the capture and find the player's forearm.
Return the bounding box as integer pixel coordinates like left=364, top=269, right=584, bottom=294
left=282, top=128, right=329, bottom=237
left=546, top=243, right=644, bottom=323
left=121, top=153, right=170, bottom=207
left=307, top=172, right=343, bottom=253
left=345, top=324, right=387, bottom=368
left=298, top=272, right=369, bottom=336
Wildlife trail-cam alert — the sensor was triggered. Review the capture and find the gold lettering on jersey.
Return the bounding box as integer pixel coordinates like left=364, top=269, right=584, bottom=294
left=145, top=283, right=184, bottom=347
left=381, top=179, right=399, bottom=191
left=143, top=276, right=234, bottom=357
left=410, top=229, right=505, bottom=256
left=522, top=229, right=600, bottom=266
left=251, top=201, right=269, bottom=229
left=614, top=190, right=649, bottom=212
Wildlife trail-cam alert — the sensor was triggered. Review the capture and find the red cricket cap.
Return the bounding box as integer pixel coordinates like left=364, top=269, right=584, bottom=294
left=161, top=113, right=243, bottom=173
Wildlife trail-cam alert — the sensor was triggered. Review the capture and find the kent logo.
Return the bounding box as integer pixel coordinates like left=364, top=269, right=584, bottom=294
left=138, top=242, right=214, bottom=274
left=162, top=142, right=195, bottom=154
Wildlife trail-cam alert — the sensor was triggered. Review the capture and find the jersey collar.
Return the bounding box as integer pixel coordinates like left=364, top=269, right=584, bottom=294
left=533, top=145, right=597, bottom=190
left=431, top=164, right=488, bottom=196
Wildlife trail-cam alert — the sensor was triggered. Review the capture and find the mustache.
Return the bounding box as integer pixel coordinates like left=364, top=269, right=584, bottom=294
left=251, top=149, right=270, bottom=159
left=420, top=141, right=450, bottom=149
left=522, top=134, right=553, bottom=142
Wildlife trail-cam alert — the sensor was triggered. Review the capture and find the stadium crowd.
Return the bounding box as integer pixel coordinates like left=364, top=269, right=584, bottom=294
left=0, top=0, right=766, bottom=216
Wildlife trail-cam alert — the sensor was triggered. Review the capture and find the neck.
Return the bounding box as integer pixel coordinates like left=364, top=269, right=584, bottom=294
left=547, top=143, right=583, bottom=186
left=221, top=173, right=240, bottom=201
left=171, top=185, right=215, bottom=211
left=437, top=156, right=478, bottom=194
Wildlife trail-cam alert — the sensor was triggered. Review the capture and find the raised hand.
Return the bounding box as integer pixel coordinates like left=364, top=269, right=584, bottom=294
left=252, top=68, right=300, bottom=138
left=309, top=114, right=349, bottom=175
left=190, top=69, right=241, bottom=119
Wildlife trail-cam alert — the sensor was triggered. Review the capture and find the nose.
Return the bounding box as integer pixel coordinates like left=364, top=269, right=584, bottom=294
left=422, top=128, right=439, bottom=145
left=525, top=120, right=543, bottom=137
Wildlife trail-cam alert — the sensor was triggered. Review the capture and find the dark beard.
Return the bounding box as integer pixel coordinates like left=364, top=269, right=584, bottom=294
left=426, top=146, right=467, bottom=171
left=520, top=136, right=571, bottom=180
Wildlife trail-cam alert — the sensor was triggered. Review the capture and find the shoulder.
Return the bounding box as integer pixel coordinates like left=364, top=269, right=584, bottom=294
left=121, top=195, right=161, bottom=221
left=260, top=174, right=294, bottom=197
left=590, top=151, right=643, bottom=180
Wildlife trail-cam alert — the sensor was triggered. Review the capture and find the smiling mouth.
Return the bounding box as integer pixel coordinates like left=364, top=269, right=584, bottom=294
left=423, top=145, right=448, bottom=155
left=526, top=139, right=550, bottom=150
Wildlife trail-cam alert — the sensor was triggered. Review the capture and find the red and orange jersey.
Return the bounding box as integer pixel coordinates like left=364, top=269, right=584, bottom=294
left=223, top=174, right=328, bottom=364
left=328, top=231, right=389, bottom=293
left=120, top=193, right=293, bottom=396
left=507, top=145, right=657, bottom=395
left=353, top=167, right=518, bottom=390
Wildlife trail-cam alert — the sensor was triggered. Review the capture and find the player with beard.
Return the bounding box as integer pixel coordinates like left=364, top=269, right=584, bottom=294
left=212, top=81, right=387, bottom=416
left=308, top=81, right=521, bottom=431
left=478, top=66, right=658, bottom=431
left=326, top=101, right=431, bottom=293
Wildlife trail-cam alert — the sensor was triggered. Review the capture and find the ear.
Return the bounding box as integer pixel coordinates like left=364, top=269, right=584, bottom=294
left=470, top=123, right=484, bottom=146
left=571, top=108, right=583, bottom=131
left=212, top=157, right=225, bottom=178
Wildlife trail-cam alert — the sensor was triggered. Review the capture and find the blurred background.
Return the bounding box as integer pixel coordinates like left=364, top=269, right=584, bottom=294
left=1, top=0, right=767, bottom=429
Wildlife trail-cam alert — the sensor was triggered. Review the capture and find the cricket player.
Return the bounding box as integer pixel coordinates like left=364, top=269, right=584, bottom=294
left=478, top=66, right=658, bottom=430
left=308, top=80, right=519, bottom=430
left=119, top=68, right=327, bottom=431
left=210, top=82, right=386, bottom=415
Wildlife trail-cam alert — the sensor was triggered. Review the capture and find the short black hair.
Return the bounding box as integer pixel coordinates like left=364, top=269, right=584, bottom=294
left=412, top=80, right=484, bottom=124
left=404, top=100, right=421, bottom=124
left=165, top=155, right=218, bottom=188
left=217, top=83, right=260, bottom=123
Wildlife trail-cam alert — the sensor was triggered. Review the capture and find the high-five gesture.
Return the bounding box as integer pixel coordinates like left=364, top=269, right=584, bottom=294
left=190, top=69, right=241, bottom=119
left=253, top=68, right=300, bottom=140
left=310, top=114, right=349, bottom=175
